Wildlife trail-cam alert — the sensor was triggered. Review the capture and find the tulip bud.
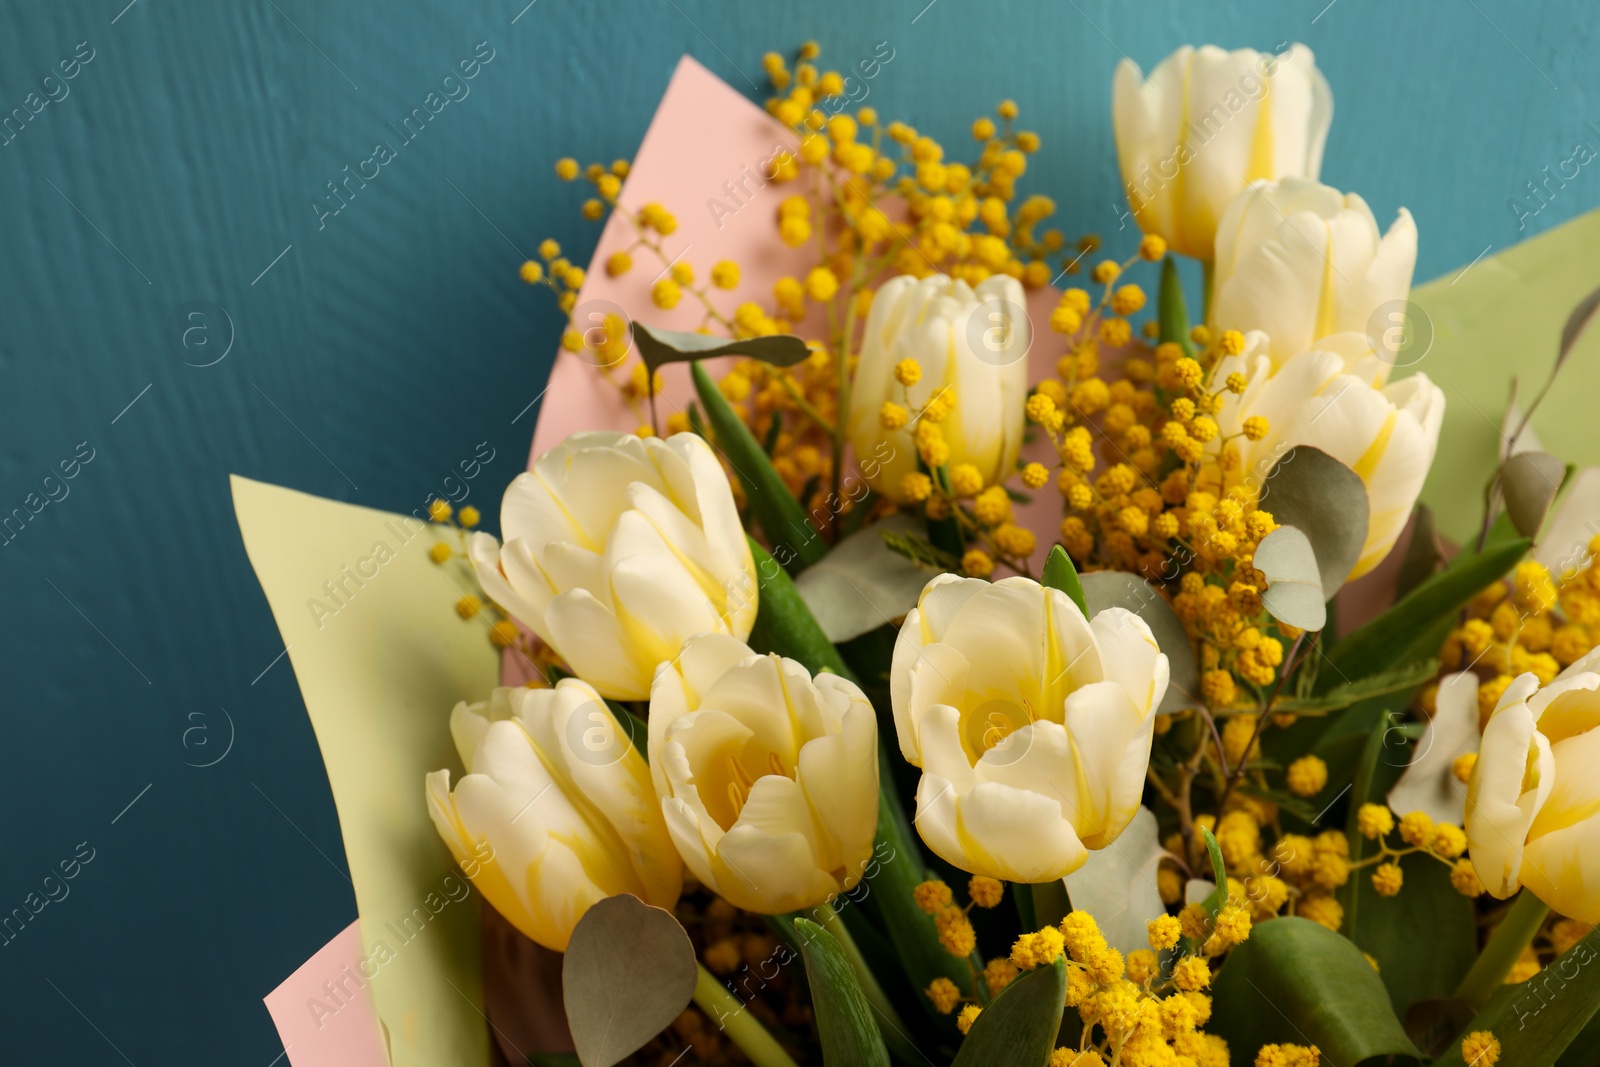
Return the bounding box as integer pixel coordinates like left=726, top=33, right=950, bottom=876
left=1212, top=178, right=1417, bottom=373
left=1214, top=336, right=1444, bottom=579
left=1466, top=650, right=1600, bottom=922
left=1112, top=43, right=1332, bottom=260
left=889, top=574, right=1169, bottom=883
left=469, top=431, right=757, bottom=700
left=648, top=634, right=880, bottom=914
left=847, top=274, right=1029, bottom=503
left=426, top=681, right=682, bottom=951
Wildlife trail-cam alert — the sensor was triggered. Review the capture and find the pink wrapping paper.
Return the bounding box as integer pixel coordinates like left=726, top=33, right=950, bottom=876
left=264, top=921, right=390, bottom=1067
left=527, top=54, right=1070, bottom=575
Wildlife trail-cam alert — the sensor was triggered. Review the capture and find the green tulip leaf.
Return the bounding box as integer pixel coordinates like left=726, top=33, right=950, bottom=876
left=1079, top=570, right=1200, bottom=713
left=1199, top=826, right=1229, bottom=919
left=1261, top=446, right=1370, bottom=596
left=1209, top=916, right=1423, bottom=1067
left=1255, top=525, right=1327, bottom=632
left=1431, top=923, right=1600, bottom=1067
left=562, top=894, right=698, bottom=1067
left=1499, top=451, right=1568, bottom=540
left=1158, top=256, right=1195, bottom=357
left=1317, top=535, right=1530, bottom=693
left=692, top=361, right=826, bottom=569
left=634, top=322, right=811, bottom=380
left=950, top=956, right=1067, bottom=1067
left=1041, top=545, right=1089, bottom=617
left=792, top=919, right=891, bottom=1067
left=1340, top=718, right=1477, bottom=1018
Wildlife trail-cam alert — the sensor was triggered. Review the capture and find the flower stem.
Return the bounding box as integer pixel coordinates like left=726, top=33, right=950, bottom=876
left=1454, top=889, right=1549, bottom=1008
left=693, top=964, right=799, bottom=1067
left=816, top=902, right=922, bottom=1063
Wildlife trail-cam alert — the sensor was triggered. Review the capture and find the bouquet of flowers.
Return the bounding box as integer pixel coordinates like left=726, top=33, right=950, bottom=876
left=239, top=39, right=1600, bottom=1067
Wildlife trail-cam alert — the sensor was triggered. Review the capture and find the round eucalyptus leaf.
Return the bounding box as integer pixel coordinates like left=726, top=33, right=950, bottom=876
left=1255, top=525, right=1327, bottom=632
left=1260, top=446, right=1369, bottom=596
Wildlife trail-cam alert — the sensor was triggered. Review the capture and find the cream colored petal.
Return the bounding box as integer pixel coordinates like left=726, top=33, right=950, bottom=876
left=469, top=532, right=550, bottom=640
left=607, top=551, right=723, bottom=673
left=798, top=683, right=880, bottom=883
left=946, top=781, right=1090, bottom=883
left=1088, top=608, right=1168, bottom=718
left=543, top=587, right=650, bottom=700
left=895, top=639, right=971, bottom=767
left=1388, top=671, right=1481, bottom=825
left=1466, top=702, right=1550, bottom=898
left=717, top=775, right=841, bottom=913
left=1061, top=681, right=1156, bottom=847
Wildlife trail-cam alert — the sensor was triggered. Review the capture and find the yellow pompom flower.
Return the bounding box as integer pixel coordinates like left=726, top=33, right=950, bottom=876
left=879, top=401, right=909, bottom=430
left=1011, top=927, right=1066, bottom=969
left=1356, top=804, right=1395, bottom=840
left=913, top=880, right=952, bottom=915
left=1460, top=1030, right=1500, bottom=1067
left=1450, top=859, right=1485, bottom=897
left=519, top=260, right=544, bottom=284
left=949, top=463, right=984, bottom=497
left=1021, top=462, right=1050, bottom=489
left=894, top=358, right=923, bottom=387
left=651, top=277, right=682, bottom=309
left=428, top=541, right=452, bottom=564
left=805, top=266, right=839, bottom=301
left=926, top=977, right=961, bottom=1014
left=1148, top=915, right=1182, bottom=951
left=956, top=1005, right=982, bottom=1035
left=710, top=260, right=740, bottom=289
left=936, top=907, right=977, bottom=957
left=968, top=875, right=1005, bottom=908
left=428, top=498, right=453, bottom=523
left=899, top=472, right=933, bottom=503
left=455, top=595, right=481, bottom=620
left=1398, top=811, right=1434, bottom=848
left=605, top=251, right=632, bottom=277
left=458, top=506, right=480, bottom=529
left=1372, top=863, right=1404, bottom=897
left=961, top=549, right=995, bottom=578
left=554, top=157, right=578, bottom=180
left=1286, top=756, right=1328, bottom=797
left=1138, top=234, right=1166, bottom=261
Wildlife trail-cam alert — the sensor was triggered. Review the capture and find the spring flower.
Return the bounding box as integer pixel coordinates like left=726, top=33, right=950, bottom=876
left=890, top=574, right=1170, bottom=882
left=425, top=682, right=682, bottom=951
left=1213, top=336, right=1444, bottom=579
left=847, top=274, right=1030, bottom=502
left=1112, top=44, right=1333, bottom=260
left=1465, top=649, right=1600, bottom=921
left=648, top=634, right=880, bottom=914
left=1210, top=179, right=1417, bottom=373
left=469, top=431, right=756, bottom=700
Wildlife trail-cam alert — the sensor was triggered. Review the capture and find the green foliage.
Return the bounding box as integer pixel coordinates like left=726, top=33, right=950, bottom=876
left=1040, top=544, right=1088, bottom=616
left=791, top=919, right=892, bottom=1067
left=949, top=957, right=1067, bottom=1067
left=692, top=361, right=826, bottom=569
left=1209, top=917, right=1422, bottom=1067
left=1316, top=536, right=1530, bottom=692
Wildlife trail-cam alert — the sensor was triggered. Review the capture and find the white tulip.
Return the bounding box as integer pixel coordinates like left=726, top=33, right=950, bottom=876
left=648, top=634, right=880, bottom=915
left=426, top=681, right=682, bottom=951
left=1214, top=336, right=1445, bottom=579
left=1466, top=649, right=1600, bottom=922
left=889, top=574, right=1169, bottom=883
left=1113, top=43, right=1333, bottom=260
left=1212, top=178, right=1418, bottom=373
left=469, top=430, right=756, bottom=701
left=846, top=273, right=1030, bottom=503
